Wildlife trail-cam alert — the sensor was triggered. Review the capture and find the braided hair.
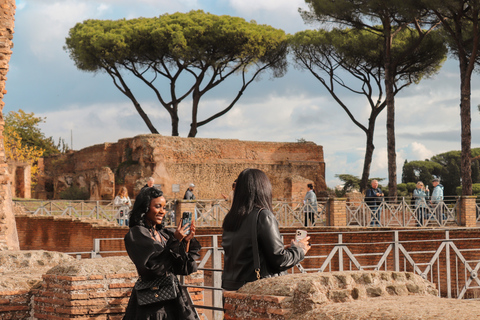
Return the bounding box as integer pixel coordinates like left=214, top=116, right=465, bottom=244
left=128, top=187, right=164, bottom=228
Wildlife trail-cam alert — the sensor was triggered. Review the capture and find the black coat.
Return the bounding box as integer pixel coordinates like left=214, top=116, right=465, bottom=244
left=123, top=226, right=201, bottom=320
left=221, top=208, right=305, bottom=291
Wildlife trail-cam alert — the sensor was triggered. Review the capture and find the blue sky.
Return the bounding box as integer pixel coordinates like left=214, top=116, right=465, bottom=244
left=4, top=0, right=480, bottom=189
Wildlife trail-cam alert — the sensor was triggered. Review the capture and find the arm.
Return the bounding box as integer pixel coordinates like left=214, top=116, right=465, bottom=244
left=124, top=226, right=201, bottom=279
left=113, top=196, right=122, bottom=206
left=163, top=228, right=201, bottom=276
left=257, top=210, right=304, bottom=273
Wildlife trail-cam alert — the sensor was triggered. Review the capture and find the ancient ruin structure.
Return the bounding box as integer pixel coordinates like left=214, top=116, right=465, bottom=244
left=37, top=134, right=326, bottom=201
left=224, top=271, right=480, bottom=319
left=0, top=0, right=18, bottom=251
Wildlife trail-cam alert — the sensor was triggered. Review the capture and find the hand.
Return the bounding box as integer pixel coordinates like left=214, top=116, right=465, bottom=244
left=184, top=219, right=196, bottom=242
left=293, top=236, right=311, bottom=255
left=174, top=219, right=190, bottom=241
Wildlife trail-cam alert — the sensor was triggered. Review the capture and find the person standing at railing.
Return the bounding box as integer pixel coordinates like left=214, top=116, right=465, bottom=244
left=365, top=180, right=384, bottom=227
left=413, top=181, right=429, bottom=227
left=184, top=183, right=197, bottom=221
left=430, top=177, right=444, bottom=223
left=141, top=177, right=155, bottom=191
left=123, top=187, right=201, bottom=320
left=221, top=168, right=311, bottom=291
left=303, top=183, right=317, bottom=227
left=114, top=186, right=131, bottom=226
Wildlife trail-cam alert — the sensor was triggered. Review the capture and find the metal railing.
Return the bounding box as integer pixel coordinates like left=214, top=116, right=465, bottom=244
left=346, top=196, right=460, bottom=227
left=476, top=198, right=480, bottom=223
left=14, top=199, right=328, bottom=228
left=300, top=229, right=480, bottom=300
left=86, top=228, right=480, bottom=320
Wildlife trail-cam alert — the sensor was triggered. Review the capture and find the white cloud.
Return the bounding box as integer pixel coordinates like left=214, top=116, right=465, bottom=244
left=409, top=142, right=434, bottom=161
left=229, top=0, right=306, bottom=12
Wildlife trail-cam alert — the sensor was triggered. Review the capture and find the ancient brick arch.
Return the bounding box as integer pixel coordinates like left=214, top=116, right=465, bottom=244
left=0, top=0, right=19, bottom=250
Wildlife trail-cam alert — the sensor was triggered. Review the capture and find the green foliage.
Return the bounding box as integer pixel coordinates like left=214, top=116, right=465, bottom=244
left=4, top=109, right=62, bottom=157
left=402, top=148, right=480, bottom=195
left=59, top=185, right=90, bottom=200
left=473, top=184, right=480, bottom=196
left=290, top=25, right=446, bottom=192
left=335, top=174, right=385, bottom=196
left=65, top=10, right=289, bottom=137
left=401, top=160, right=443, bottom=186
left=397, top=182, right=418, bottom=197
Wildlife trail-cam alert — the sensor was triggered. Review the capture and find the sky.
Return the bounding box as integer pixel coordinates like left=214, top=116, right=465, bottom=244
left=4, top=0, right=480, bottom=189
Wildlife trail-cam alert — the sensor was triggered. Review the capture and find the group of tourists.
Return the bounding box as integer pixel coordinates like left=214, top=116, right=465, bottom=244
left=120, top=168, right=311, bottom=319
left=366, top=178, right=444, bottom=227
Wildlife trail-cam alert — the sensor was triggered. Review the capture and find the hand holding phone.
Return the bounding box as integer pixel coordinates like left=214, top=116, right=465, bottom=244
left=181, top=212, right=192, bottom=235
left=294, top=229, right=311, bottom=255
left=295, top=229, right=307, bottom=242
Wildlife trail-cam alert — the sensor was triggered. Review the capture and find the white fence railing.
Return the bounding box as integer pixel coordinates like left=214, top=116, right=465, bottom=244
left=87, top=228, right=480, bottom=320
left=14, top=199, right=328, bottom=228
left=346, top=196, right=461, bottom=227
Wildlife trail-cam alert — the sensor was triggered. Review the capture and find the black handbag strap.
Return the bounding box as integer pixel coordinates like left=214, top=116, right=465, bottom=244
left=252, top=207, right=263, bottom=280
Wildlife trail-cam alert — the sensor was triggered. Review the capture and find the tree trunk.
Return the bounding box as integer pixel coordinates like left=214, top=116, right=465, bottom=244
left=170, top=110, right=179, bottom=137
left=459, top=61, right=473, bottom=196
left=131, top=99, right=158, bottom=134
left=384, top=23, right=397, bottom=200
left=188, top=88, right=200, bottom=138
left=360, top=114, right=378, bottom=192
left=360, top=130, right=375, bottom=193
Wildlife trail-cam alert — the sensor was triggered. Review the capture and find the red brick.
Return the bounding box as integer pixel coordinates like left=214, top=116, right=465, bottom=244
left=109, top=283, right=134, bottom=289
left=267, top=307, right=292, bottom=315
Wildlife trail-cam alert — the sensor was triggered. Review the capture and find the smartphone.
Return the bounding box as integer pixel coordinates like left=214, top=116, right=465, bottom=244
left=295, top=229, right=307, bottom=242
left=181, top=212, right=192, bottom=235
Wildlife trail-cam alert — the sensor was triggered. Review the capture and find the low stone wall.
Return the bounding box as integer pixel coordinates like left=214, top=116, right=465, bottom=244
left=224, top=271, right=480, bottom=320
left=0, top=251, right=204, bottom=319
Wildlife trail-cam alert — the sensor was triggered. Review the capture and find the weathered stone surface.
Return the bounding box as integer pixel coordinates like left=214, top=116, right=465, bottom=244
left=38, top=134, right=327, bottom=201
left=46, top=256, right=135, bottom=276
left=297, top=296, right=480, bottom=320
left=0, top=0, right=18, bottom=251
left=226, top=271, right=480, bottom=319
left=0, top=250, right=74, bottom=291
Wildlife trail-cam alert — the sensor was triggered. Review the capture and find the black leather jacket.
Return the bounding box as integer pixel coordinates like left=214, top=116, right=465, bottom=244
left=221, top=208, right=305, bottom=291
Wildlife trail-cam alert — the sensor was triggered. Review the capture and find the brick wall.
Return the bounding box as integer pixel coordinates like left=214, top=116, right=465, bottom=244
left=0, top=0, right=18, bottom=251
left=0, top=255, right=204, bottom=319
left=15, top=214, right=480, bottom=298
left=38, top=135, right=326, bottom=201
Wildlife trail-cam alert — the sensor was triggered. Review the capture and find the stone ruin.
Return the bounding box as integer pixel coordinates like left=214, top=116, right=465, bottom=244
left=36, top=134, right=327, bottom=201
left=224, top=271, right=480, bottom=320
left=0, top=0, right=19, bottom=251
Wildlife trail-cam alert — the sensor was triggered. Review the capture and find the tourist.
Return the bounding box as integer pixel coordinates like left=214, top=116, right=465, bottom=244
left=413, top=181, right=429, bottom=227
left=141, top=177, right=155, bottom=191
left=221, top=168, right=310, bottom=291
left=430, top=177, right=444, bottom=223
left=183, top=183, right=196, bottom=200
left=123, top=187, right=201, bottom=320
left=365, top=180, right=384, bottom=226
left=303, top=183, right=317, bottom=227
left=114, top=186, right=131, bottom=226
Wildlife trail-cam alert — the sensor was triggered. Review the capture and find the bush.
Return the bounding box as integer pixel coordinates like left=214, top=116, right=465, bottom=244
left=59, top=185, right=90, bottom=200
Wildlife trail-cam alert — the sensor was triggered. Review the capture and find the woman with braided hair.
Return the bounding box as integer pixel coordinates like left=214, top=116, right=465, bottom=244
left=123, top=187, right=201, bottom=320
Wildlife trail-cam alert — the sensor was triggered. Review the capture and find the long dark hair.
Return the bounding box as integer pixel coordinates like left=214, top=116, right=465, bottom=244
left=222, top=168, right=273, bottom=232
left=128, top=187, right=163, bottom=228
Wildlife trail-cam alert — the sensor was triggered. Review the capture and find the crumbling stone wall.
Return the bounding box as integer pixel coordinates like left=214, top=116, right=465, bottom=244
left=0, top=251, right=204, bottom=319
left=38, top=134, right=326, bottom=201
left=0, top=0, right=18, bottom=251
left=224, top=271, right=480, bottom=320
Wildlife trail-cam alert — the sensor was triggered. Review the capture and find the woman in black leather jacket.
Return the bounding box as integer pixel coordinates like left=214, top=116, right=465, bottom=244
left=221, top=168, right=311, bottom=291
